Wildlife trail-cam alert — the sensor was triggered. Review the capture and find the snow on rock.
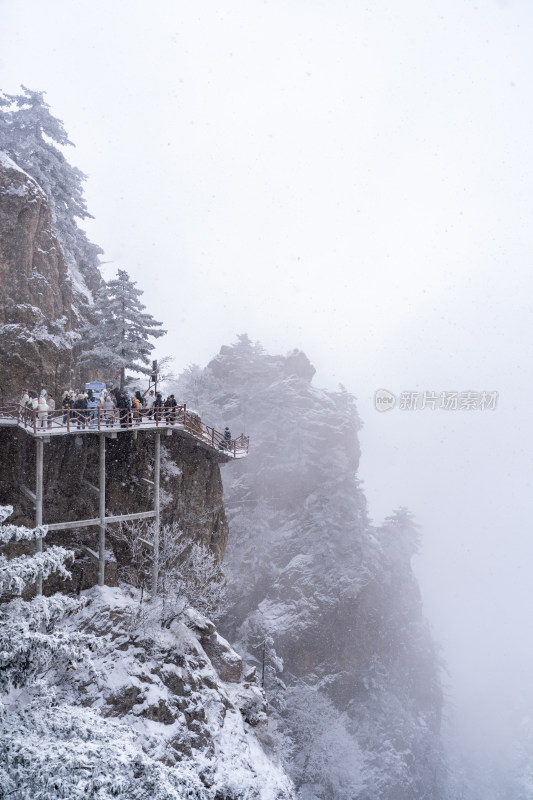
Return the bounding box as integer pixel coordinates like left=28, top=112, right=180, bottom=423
left=53, top=585, right=295, bottom=799
left=173, top=336, right=443, bottom=800
left=0, top=149, right=43, bottom=190
left=184, top=606, right=216, bottom=634
left=0, top=153, right=75, bottom=400
left=200, top=630, right=243, bottom=683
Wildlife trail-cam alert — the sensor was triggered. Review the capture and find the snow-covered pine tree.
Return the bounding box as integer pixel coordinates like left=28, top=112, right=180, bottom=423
left=81, top=269, right=166, bottom=388
left=0, top=86, right=102, bottom=296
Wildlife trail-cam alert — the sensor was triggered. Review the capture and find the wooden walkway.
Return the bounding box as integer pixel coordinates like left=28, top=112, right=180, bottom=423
left=0, top=403, right=249, bottom=458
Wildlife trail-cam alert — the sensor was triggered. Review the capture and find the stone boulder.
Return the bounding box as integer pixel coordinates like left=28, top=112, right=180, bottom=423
left=200, top=630, right=243, bottom=683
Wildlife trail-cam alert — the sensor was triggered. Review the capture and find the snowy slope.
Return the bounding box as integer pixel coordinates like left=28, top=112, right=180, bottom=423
left=0, top=583, right=296, bottom=799
left=57, top=585, right=295, bottom=799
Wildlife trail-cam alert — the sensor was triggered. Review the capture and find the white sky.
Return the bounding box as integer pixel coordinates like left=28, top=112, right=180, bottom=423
left=2, top=0, right=533, bottom=757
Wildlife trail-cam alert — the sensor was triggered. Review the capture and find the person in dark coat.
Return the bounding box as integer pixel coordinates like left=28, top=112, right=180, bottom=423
left=224, top=426, right=232, bottom=449
left=219, top=426, right=232, bottom=450
left=165, top=394, right=177, bottom=424
left=134, top=390, right=144, bottom=421
left=116, top=391, right=129, bottom=428
left=62, top=392, right=71, bottom=424
left=153, top=391, right=163, bottom=422
left=73, top=393, right=88, bottom=429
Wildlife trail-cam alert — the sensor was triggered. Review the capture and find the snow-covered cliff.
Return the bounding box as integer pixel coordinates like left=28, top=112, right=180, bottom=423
left=0, top=153, right=77, bottom=401
left=174, top=336, right=444, bottom=800
left=54, top=585, right=295, bottom=799
left=0, top=431, right=298, bottom=797
left=0, top=565, right=296, bottom=799
left=0, top=146, right=298, bottom=796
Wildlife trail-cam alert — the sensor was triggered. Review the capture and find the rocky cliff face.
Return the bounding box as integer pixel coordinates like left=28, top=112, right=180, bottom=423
left=0, top=152, right=76, bottom=402
left=0, top=153, right=297, bottom=796
left=0, top=426, right=230, bottom=592
left=0, top=420, right=299, bottom=797
left=173, top=338, right=444, bottom=800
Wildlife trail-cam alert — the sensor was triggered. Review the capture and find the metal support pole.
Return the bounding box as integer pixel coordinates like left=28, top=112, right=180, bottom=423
left=152, top=432, right=161, bottom=597
left=98, top=433, right=106, bottom=586
left=35, top=438, right=44, bottom=595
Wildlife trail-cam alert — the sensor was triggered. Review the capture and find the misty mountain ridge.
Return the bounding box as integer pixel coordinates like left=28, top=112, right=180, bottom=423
left=173, top=337, right=444, bottom=800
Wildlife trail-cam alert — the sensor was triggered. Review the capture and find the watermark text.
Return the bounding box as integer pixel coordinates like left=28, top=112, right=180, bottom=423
left=374, top=389, right=498, bottom=412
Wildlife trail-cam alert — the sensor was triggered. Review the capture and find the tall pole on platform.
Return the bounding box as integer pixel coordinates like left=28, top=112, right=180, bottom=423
left=35, top=437, right=44, bottom=595
left=98, top=433, right=106, bottom=586
left=152, top=431, right=161, bottom=597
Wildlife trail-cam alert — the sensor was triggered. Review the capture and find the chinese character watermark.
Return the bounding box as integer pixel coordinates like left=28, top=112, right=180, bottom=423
left=374, top=389, right=498, bottom=412
left=399, top=392, right=419, bottom=410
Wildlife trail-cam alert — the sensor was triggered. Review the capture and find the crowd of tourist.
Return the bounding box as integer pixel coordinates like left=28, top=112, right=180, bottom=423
left=15, top=387, right=234, bottom=450
left=18, top=387, right=180, bottom=429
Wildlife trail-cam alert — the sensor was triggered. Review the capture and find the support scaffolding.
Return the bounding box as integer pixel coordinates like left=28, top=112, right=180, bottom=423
left=35, top=438, right=43, bottom=595
left=152, top=432, right=161, bottom=597
left=33, top=430, right=162, bottom=597
left=98, top=433, right=106, bottom=587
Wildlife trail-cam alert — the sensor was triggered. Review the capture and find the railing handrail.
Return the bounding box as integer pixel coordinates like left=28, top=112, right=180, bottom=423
left=0, top=402, right=249, bottom=455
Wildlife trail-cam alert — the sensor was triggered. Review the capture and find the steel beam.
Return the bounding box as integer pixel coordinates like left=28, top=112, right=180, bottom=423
left=98, top=433, right=106, bottom=586
left=35, top=438, right=44, bottom=595
left=45, top=510, right=157, bottom=531
left=152, top=431, right=161, bottom=597
left=21, top=485, right=37, bottom=504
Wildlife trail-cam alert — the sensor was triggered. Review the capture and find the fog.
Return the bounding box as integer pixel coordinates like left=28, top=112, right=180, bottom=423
left=2, top=0, right=533, bottom=785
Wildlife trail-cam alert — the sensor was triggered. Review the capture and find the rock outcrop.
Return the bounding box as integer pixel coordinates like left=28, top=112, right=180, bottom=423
left=174, top=338, right=444, bottom=800
left=53, top=585, right=295, bottom=799
left=0, top=152, right=75, bottom=402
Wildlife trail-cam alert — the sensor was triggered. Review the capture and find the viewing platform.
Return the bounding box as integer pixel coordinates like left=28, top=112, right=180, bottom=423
left=0, top=401, right=249, bottom=596
left=0, top=403, right=249, bottom=458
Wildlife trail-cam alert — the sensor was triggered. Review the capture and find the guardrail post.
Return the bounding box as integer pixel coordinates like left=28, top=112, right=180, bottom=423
left=35, top=437, right=44, bottom=595
left=98, top=433, right=106, bottom=586
left=152, top=431, right=161, bottom=597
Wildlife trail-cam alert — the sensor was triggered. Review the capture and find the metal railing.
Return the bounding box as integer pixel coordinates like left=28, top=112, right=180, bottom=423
left=0, top=402, right=249, bottom=456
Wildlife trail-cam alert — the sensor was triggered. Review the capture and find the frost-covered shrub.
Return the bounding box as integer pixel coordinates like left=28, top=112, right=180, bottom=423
left=0, top=506, right=91, bottom=693
left=114, top=521, right=225, bottom=625
left=0, top=694, right=207, bottom=800
left=157, top=523, right=225, bottom=621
